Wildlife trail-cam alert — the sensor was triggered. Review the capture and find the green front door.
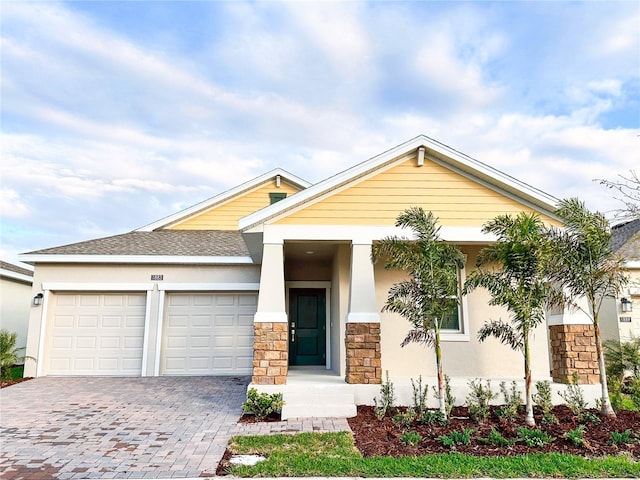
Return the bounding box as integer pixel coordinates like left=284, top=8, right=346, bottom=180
left=289, top=288, right=326, bottom=366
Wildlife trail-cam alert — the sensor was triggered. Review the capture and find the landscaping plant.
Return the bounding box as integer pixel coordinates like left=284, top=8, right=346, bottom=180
left=400, top=431, right=422, bottom=447
left=480, top=427, right=513, bottom=447
left=466, top=378, right=496, bottom=422
left=545, top=198, right=629, bottom=418
left=495, top=381, right=522, bottom=420
left=438, top=428, right=474, bottom=448
left=372, top=207, right=465, bottom=419
left=0, top=329, right=31, bottom=381
left=464, top=212, right=561, bottom=427
left=242, top=388, right=284, bottom=420
left=374, top=371, right=396, bottom=419
left=559, top=372, right=588, bottom=421
left=564, top=425, right=587, bottom=447
left=609, top=429, right=637, bottom=445
left=411, top=375, right=429, bottom=418
left=532, top=380, right=558, bottom=424
left=516, top=427, right=555, bottom=448
left=432, top=374, right=455, bottom=417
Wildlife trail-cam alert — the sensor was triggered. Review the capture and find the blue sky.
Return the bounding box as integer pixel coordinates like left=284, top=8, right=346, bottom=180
left=1, top=1, right=639, bottom=267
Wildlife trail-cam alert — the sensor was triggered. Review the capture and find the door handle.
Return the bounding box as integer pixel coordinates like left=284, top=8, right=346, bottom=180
left=291, top=329, right=295, bottom=341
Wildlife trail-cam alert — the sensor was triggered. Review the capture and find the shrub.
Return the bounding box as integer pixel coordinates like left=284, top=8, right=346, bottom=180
left=495, top=381, right=521, bottom=420
left=609, top=429, right=637, bottom=445
left=411, top=375, right=429, bottom=417
left=374, top=371, right=395, bottom=419
left=581, top=411, right=601, bottom=425
left=516, top=427, right=555, bottom=447
left=242, top=388, right=284, bottom=420
left=559, top=372, right=587, bottom=420
left=419, top=409, right=448, bottom=426
left=400, top=431, right=422, bottom=447
left=532, top=380, right=558, bottom=424
left=438, top=428, right=474, bottom=448
left=479, top=427, right=513, bottom=447
left=466, top=379, right=496, bottom=422
left=564, top=425, right=587, bottom=447
left=604, top=336, right=640, bottom=382
left=0, top=329, right=31, bottom=381
left=392, top=408, right=416, bottom=430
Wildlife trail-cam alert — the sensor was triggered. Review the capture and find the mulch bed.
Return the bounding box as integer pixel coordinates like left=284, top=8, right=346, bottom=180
left=237, top=412, right=282, bottom=423
left=0, top=377, right=33, bottom=389
left=348, top=405, right=640, bottom=457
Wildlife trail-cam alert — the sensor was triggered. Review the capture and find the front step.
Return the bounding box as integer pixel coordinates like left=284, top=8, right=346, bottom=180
left=281, top=392, right=357, bottom=420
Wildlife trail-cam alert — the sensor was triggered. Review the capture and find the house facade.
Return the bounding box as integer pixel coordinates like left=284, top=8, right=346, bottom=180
left=602, top=219, right=640, bottom=343
left=0, top=261, right=34, bottom=356
left=21, top=136, right=600, bottom=407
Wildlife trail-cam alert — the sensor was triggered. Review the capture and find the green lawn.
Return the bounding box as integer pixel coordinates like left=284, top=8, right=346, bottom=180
left=223, top=431, right=640, bottom=478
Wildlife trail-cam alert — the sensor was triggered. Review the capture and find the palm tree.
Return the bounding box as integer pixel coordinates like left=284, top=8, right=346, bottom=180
left=463, top=212, right=560, bottom=426
left=546, top=198, right=629, bottom=418
left=371, top=207, right=465, bottom=417
left=0, top=329, right=31, bottom=381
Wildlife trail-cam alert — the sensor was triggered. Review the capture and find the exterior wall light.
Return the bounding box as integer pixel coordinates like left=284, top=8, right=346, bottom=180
left=33, top=293, right=44, bottom=306
left=621, top=297, right=632, bottom=313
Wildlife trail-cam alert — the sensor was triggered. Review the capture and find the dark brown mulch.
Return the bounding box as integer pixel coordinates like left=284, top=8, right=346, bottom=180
left=0, top=377, right=33, bottom=389
left=348, top=405, right=640, bottom=457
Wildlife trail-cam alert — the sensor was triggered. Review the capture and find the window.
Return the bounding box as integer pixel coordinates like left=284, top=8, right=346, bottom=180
left=441, top=267, right=466, bottom=337
left=269, top=192, right=287, bottom=204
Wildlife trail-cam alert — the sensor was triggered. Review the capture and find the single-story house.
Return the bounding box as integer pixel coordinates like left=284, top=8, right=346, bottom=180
left=601, top=219, right=640, bottom=343
left=21, top=135, right=601, bottom=417
left=0, top=261, right=34, bottom=357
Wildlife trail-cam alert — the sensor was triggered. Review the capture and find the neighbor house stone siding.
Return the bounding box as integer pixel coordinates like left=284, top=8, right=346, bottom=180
left=345, top=323, right=381, bottom=384
left=549, top=324, right=600, bottom=384
left=252, top=322, right=288, bottom=385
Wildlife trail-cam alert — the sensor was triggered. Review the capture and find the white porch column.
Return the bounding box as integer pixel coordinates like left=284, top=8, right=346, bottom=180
left=346, top=242, right=380, bottom=323
left=254, top=241, right=287, bottom=323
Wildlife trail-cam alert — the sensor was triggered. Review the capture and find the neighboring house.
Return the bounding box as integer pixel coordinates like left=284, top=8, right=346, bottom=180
left=20, top=135, right=601, bottom=416
left=0, top=261, right=34, bottom=358
left=601, top=219, right=640, bottom=343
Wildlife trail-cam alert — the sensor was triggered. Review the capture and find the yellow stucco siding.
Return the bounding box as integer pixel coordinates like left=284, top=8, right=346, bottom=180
left=275, top=159, right=559, bottom=226
left=169, top=180, right=301, bottom=230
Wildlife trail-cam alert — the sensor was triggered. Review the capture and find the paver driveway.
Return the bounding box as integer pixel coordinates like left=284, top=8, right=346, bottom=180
left=1, top=376, right=250, bottom=479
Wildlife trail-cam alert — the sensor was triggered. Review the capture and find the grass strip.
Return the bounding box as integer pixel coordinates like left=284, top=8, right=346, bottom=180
left=225, top=432, right=639, bottom=478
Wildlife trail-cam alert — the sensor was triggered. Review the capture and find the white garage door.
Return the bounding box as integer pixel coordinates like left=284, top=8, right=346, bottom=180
left=160, top=292, right=256, bottom=375
left=44, top=293, right=146, bottom=376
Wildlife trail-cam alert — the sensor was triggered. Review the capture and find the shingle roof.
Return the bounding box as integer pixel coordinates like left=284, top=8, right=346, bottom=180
left=23, top=230, right=251, bottom=257
left=0, top=261, right=34, bottom=277
left=611, top=219, right=640, bottom=261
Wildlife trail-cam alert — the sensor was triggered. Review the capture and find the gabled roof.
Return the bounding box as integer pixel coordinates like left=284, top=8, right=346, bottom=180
left=239, top=135, right=560, bottom=230
left=0, top=260, right=34, bottom=283
left=611, top=219, right=640, bottom=262
left=137, top=168, right=310, bottom=232
left=20, top=231, right=253, bottom=264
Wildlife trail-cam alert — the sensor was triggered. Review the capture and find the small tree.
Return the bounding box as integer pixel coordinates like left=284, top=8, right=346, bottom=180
left=546, top=198, right=629, bottom=418
left=372, top=207, right=465, bottom=418
left=464, top=212, right=561, bottom=426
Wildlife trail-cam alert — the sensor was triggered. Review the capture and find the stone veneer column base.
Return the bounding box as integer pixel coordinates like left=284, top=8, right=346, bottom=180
left=549, top=324, right=599, bottom=384
left=252, top=322, right=288, bottom=385
left=345, top=323, right=381, bottom=384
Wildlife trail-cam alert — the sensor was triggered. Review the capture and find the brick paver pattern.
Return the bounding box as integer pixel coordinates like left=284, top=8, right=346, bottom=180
left=0, top=377, right=350, bottom=479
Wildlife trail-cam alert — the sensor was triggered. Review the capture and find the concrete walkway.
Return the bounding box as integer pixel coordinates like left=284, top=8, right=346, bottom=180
left=0, top=377, right=350, bottom=480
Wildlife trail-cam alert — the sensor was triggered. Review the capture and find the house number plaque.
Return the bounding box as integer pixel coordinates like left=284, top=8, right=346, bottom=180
left=151, top=274, right=164, bottom=281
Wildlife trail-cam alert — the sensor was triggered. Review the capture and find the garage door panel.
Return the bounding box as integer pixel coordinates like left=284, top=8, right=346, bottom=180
left=161, top=292, right=257, bottom=375
left=44, top=293, right=146, bottom=376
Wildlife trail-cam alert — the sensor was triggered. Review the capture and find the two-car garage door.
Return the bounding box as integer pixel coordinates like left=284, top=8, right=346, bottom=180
left=43, top=291, right=257, bottom=376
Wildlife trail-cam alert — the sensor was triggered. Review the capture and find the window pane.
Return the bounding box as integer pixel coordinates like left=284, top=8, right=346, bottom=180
left=441, top=307, right=460, bottom=330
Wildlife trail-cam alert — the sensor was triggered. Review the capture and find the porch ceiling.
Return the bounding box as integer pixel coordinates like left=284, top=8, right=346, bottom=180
left=284, top=241, right=341, bottom=261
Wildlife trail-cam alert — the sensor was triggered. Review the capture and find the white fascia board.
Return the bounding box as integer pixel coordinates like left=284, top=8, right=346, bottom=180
left=158, top=283, right=260, bottom=291
left=43, top=283, right=154, bottom=291
left=239, top=135, right=559, bottom=230
left=262, top=224, right=496, bottom=244
left=623, top=261, right=640, bottom=269
left=0, top=268, right=33, bottom=284
left=19, top=254, right=255, bottom=264
left=137, top=168, right=311, bottom=231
